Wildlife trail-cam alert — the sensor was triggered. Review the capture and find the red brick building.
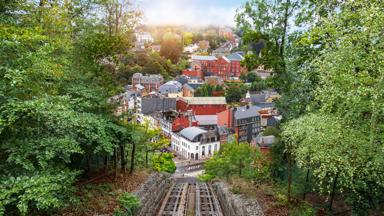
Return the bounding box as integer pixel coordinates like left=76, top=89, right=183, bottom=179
left=181, top=69, right=203, bottom=79
left=188, top=53, right=246, bottom=81
left=176, top=97, right=227, bottom=115
left=132, top=73, right=164, bottom=92
left=172, top=115, right=198, bottom=132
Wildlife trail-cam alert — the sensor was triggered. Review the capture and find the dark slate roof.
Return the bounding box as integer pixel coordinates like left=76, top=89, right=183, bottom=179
left=175, top=76, right=188, bottom=85
left=185, top=83, right=202, bottom=90
left=254, top=103, right=275, bottom=109
left=250, top=93, right=267, bottom=104
left=179, top=127, right=207, bottom=141
left=226, top=52, right=244, bottom=61
left=159, top=81, right=182, bottom=94
left=234, top=105, right=261, bottom=120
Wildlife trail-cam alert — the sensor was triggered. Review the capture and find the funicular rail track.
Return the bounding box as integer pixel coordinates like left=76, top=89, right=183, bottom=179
left=157, top=183, right=189, bottom=216
left=157, top=182, right=223, bottom=216
left=196, top=183, right=223, bottom=216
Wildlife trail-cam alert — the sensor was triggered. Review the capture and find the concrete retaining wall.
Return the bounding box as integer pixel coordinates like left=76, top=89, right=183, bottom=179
left=212, top=182, right=264, bottom=216
left=134, top=172, right=173, bottom=216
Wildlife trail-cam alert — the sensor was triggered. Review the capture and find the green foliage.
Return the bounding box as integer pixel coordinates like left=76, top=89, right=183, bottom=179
left=280, top=0, right=384, bottom=211
left=250, top=80, right=268, bottom=92
left=113, top=192, right=141, bottom=216
left=225, top=83, right=248, bottom=103
left=0, top=170, right=79, bottom=215
left=246, top=72, right=258, bottom=83
left=262, top=126, right=280, bottom=137
left=240, top=72, right=261, bottom=83
left=160, top=39, right=183, bottom=64
left=0, top=1, right=138, bottom=214
left=198, top=173, right=215, bottom=182
left=151, top=153, right=176, bottom=174
left=204, top=141, right=270, bottom=182
left=195, top=84, right=223, bottom=97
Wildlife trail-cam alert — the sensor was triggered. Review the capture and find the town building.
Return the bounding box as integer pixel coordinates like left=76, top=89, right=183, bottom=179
left=227, top=52, right=245, bottom=78
left=158, top=80, right=183, bottom=97
left=171, top=127, right=220, bottom=160
left=135, top=32, right=154, bottom=44
left=186, top=53, right=247, bottom=81
left=139, top=94, right=176, bottom=115
left=217, top=105, right=262, bottom=143
left=182, top=83, right=203, bottom=97
left=177, top=97, right=227, bottom=115
left=255, top=135, right=276, bottom=153
left=204, top=76, right=224, bottom=86
left=109, top=90, right=138, bottom=116
left=152, top=111, right=198, bottom=137
left=132, top=73, right=164, bottom=92
left=182, top=69, right=203, bottom=79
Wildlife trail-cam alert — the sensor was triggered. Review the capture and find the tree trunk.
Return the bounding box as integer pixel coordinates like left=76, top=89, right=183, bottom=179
left=287, top=154, right=292, bottom=202
left=302, top=169, right=310, bottom=200
left=129, top=143, right=136, bottom=174
left=114, top=147, right=118, bottom=180
left=104, top=155, right=108, bottom=171
left=329, top=172, right=339, bottom=212
left=280, top=0, right=290, bottom=58
left=120, top=144, right=126, bottom=173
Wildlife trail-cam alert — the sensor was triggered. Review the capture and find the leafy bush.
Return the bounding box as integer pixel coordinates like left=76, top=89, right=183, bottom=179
left=151, top=153, right=176, bottom=173
left=204, top=141, right=270, bottom=182
left=113, top=193, right=141, bottom=216
left=198, top=173, right=215, bottom=182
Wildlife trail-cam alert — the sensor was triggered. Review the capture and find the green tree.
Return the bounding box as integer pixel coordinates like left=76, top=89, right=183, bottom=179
left=160, top=39, right=183, bottom=64
left=236, top=0, right=297, bottom=91
left=250, top=80, right=268, bottom=92
left=282, top=1, right=384, bottom=211
left=205, top=142, right=269, bottom=181
left=182, top=32, right=194, bottom=46
left=0, top=0, right=138, bottom=214
left=151, top=153, right=176, bottom=174
left=225, top=83, right=248, bottom=103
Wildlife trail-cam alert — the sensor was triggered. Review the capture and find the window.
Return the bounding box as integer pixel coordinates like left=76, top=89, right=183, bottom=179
left=196, top=146, right=198, bottom=150
left=214, top=144, right=218, bottom=151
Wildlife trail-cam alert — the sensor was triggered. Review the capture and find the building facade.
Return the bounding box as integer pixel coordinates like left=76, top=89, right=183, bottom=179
left=132, top=73, right=164, bottom=92
left=171, top=127, right=220, bottom=160
left=176, top=97, right=227, bottom=115
left=189, top=54, right=246, bottom=81
left=217, top=105, right=262, bottom=143
left=139, top=94, right=176, bottom=115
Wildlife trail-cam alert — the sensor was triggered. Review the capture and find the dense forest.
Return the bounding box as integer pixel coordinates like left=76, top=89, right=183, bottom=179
left=235, top=0, right=383, bottom=214
left=0, top=1, right=174, bottom=215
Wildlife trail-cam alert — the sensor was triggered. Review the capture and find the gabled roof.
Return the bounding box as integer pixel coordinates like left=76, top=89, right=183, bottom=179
left=135, top=84, right=145, bottom=90
left=184, top=83, right=202, bottom=90
left=182, top=97, right=227, bottom=105
left=179, top=127, right=207, bottom=141
left=192, top=55, right=217, bottom=61
left=227, top=52, right=245, bottom=61
left=234, top=105, right=261, bottom=120
left=195, top=115, right=218, bottom=125
left=220, top=56, right=231, bottom=63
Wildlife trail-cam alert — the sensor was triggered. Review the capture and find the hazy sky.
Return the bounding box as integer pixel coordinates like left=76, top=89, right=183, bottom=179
left=135, top=0, right=246, bottom=26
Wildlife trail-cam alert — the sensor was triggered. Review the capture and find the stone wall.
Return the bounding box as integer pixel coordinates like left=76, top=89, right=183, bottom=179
left=134, top=172, right=173, bottom=216
left=212, top=182, right=264, bottom=216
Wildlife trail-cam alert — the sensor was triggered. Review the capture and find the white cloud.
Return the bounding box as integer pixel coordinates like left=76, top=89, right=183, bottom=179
left=136, top=0, right=237, bottom=26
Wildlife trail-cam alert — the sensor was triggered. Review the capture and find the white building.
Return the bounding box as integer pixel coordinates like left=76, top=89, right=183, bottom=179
left=171, top=127, right=220, bottom=160
left=135, top=32, right=154, bottom=44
